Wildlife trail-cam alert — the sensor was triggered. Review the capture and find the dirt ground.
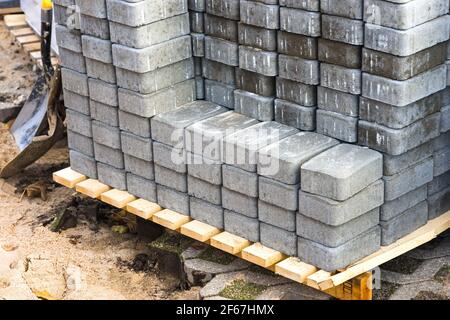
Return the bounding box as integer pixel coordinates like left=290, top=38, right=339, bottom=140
left=0, top=21, right=199, bottom=300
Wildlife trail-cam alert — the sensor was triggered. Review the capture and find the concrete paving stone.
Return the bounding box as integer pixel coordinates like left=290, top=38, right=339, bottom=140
left=222, top=187, right=258, bottom=218
left=274, top=99, right=316, bottom=131
left=190, top=197, right=224, bottom=229
left=206, top=0, right=240, bottom=20
left=276, top=77, right=316, bottom=106
left=59, top=47, right=86, bottom=73
left=116, top=58, right=194, bottom=94
left=153, top=141, right=186, bottom=173
left=61, top=68, right=89, bottom=96
left=118, top=110, right=151, bottom=138
left=240, top=0, right=279, bottom=29
left=75, top=0, right=107, bottom=18
left=259, top=176, right=299, bottom=211
left=381, top=185, right=427, bottom=221
left=316, top=109, right=358, bottom=143
left=90, top=100, right=118, bottom=127
left=188, top=175, right=222, bottom=205
left=190, top=11, right=204, bottom=33
left=126, top=173, right=157, bottom=202
left=202, top=59, right=236, bottom=86
left=364, top=0, right=449, bottom=30
left=189, top=0, right=206, bottom=12
left=383, top=157, right=434, bottom=201
left=297, top=226, right=381, bottom=271
left=434, top=145, right=450, bottom=177
left=66, top=109, right=92, bottom=137
left=257, top=132, right=339, bottom=184
left=428, top=186, right=450, bottom=219
left=92, top=120, right=121, bottom=150
left=320, top=63, right=361, bottom=94
left=380, top=201, right=428, bottom=246
left=106, top=0, right=187, bottom=27
left=67, top=130, right=94, bottom=157
left=97, top=162, right=126, bottom=190
left=222, top=121, right=298, bottom=172
left=359, top=93, right=442, bottom=130
left=364, top=16, right=450, bottom=56
left=234, top=90, right=274, bottom=121
left=191, top=33, right=205, bottom=57
left=205, top=13, right=238, bottom=42
left=112, top=35, right=192, bottom=73
left=297, top=208, right=379, bottom=248
left=239, top=46, right=278, bottom=76
left=54, top=4, right=76, bottom=28
left=279, top=0, right=319, bottom=11
left=94, top=142, right=124, bottom=169
left=383, top=142, right=434, bottom=176
left=358, top=113, right=441, bottom=155
left=154, top=164, right=187, bottom=193
left=120, top=131, right=153, bottom=162
left=55, top=24, right=82, bottom=53
left=428, top=171, right=450, bottom=196
left=186, top=152, right=223, bottom=185
left=118, top=79, right=196, bottom=117
left=298, top=180, right=384, bottom=226
left=318, top=86, right=359, bottom=117
left=79, top=15, right=110, bottom=39
left=156, top=184, right=190, bottom=215
left=69, top=150, right=97, bottom=179
left=224, top=209, right=259, bottom=242
left=362, top=43, right=448, bottom=81
left=318, top=38, right=362, bottom=69
left=110, top=14, right=190, bottom=49
left=204, top=36, right=239, bottom=66
left=63, top=89, right=90, bottom=115
left=320, top=0, right=363, bottom=19
left=280, top=7, right=321, bottom=37
left=278, top=54, right=319, bottom=85
left=185, top=111, right=259, bottom=161
left=447, top=60, right=450, bottom=86
left=88, top=79, right=118, bottom=106
left=195, top=76, right=205, bottom=99
left=238, top=22, right=277, bottom=51
left=321, top=14, right=364, bottom=45
left=441, top=104, right=450, bottom=133
left=151, top=101, right=226, bottom=148
left=433, top=131, right=450, bottom=151
left=222, top=164, right=258, bottom=197
left=124, top=154, right=155, bottom=180
left=258, top=200, right=296, bottom=232
left=260, top=223, right=297, bottom=256
left=85, top=58, right=116, bottom=84
left=194, top=57, right=203, bottom=76
left=205, top=79, right=236, bottom=108
left=235, top=68, right=276, bottom=97
left=301, top=144, right=383, bottom=201
left=81, top=35, right=112, bottom=64
left=277, top=31, right=317, bottom=60
left=362, top=65, right=447, bottom=107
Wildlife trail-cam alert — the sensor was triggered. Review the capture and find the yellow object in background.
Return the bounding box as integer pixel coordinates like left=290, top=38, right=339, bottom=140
left=41, top=0, right=53, bottom=10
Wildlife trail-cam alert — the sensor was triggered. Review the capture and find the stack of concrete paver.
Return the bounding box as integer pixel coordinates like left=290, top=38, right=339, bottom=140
left=58, top=0, right=450, bottom=273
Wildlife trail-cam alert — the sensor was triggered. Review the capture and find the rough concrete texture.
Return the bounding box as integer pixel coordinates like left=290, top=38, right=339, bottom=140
left=188, top=175, right=222, bottom=205
left=69, top=150, right=97, bottom=179
left=274, top=99, right=316, bottom=131
left=190, top=197, right=224, bottom=229
left=93, top=143, right=124, bottom=169
left=222, top=165, right=258, bottom=197
left=124, top=154, right=154, bottom=181
left=97, top=162, right=127, bottom=190
left=154, top=164, right=187, bottom=193
left=260, top=223, right=297, bottom=256
left=258, top=200, right=296, bottom=232
left=381, top=185, right=428, bottom=222
left=156, top=184, right=190, bottom=216
left=222, top=187, right=258, bottom=218
left=428, top=186, right=450, bottom=220
left=224, top=210, right=260, bottom=243
left=126, top=173, right=157, bottom=203
left=153, top=142, right=186, bottom=173
left=259, top=176, right=299, bottom=211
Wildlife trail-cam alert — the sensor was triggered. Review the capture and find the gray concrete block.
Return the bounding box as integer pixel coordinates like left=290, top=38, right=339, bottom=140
left=381, top=185, right=427, bottom=221
left=258, top=200, right=296, bottom=232
left=297, top=226, right=381, bottom=271
left=240, top=1, right=279, bottom=29
left=76, top=0, right=107, bottom=18
left=434, top=146, right=450, bottom=177
left=384, top=157, right=434, bottom=201
left=433, top=131, right=450, bottom=152
left=442, top=104, right=450, bottom=133
left=318, top=86, right=359, bottom=117
left=276, top=77, right=316, bottom=106
left=191, top=33, right=205, bottom=57
left=205, top=13, right=238, bottom=42
left=222, top=187, right=258, bottom=218
left=194, top=57, right=203, bottom=76
left=156, top=184, right=190, bottom=215
left=153, top=141, right=186, bottom=173
left=118, top=110, right=151, bottom=138
left=92, top=120, right=121, bottom=150
left=190, top=197, right=224, bottom=229
left=59, top=47, right=86, bottom=73
left=94, top=143, right=124, bottom=169
left=238, top=22, right=277, bottom=51
left=235, top=68, right=275, bottom=97
left=428, top=186, right=450, bottom=219
left=126, top=173, right=157, bottom=202
left=121, top=131, right=153, bottom=162
left=81, top=35, right=112, bottom=64
left=154, top=164, right=187, bottom=193
left=280, top=0, right=319, bottom=11
left=224, top=210, right=259, bottom=242
left=205, top=0, right=240, bottom=20
left=318, top=38, right=362, bottom=69
left=63, top=89, right=90, bottom=115
left=204, top=79, right=235, bottom=109
left=278, top=54, right=319, bottom=85
left=297, top=208, right=379, bottom=248
left=234, top=90, right=274, bottom=121
left=61, top=68, right=89, bottom=96
left=320, top=63, right=361, bottom=95
left=321, top=14, right=364, bottom=45
left=189, top=0, right=206, bottom=12
left=88, top=79, right=118, bottom=106
left=202, top=59, right=235, bottom=85
left=239, top=46, right=278, bottom=76
left=383, top=142, right=434, bottom=176
left=124, top=154, right=154, bottom=180
left=67, top=130, right=94, bottom=157
left=321, top=0, right=363, bottom=19
left=298, top=180, right=384, bottom=226
left=280, top=7, right=321, bottom=37
left=54, top=4, right=79, bottom=29
left=380, top=201, right=428, bottom=246
left=188, top=175, right=222, bottom=205
left=70, top=150, right=97, bottom=179
left=80, top=15, right=110, bottom=39
left=301, top=144, right=383, bottom=201
left=274, top=99, right=316, bottom=131
left=90, top=100, right=118, bottom=127
left=222, top=164, right=258, bottom=197
left=66, top=109, right=92, bottom=137
left=97, top=162, right=127, bottom=190
left=204, top=36, right=239, bottom=66
left=186, top=152, right=223, bottom=185
left=278, top=31, right=317, bottom=60
left=55, top=25, right=82, bottom=53
left=85, top=58, right=116, bottom=84
left=259, top=176, right=299, bottom=211
left=260, top=223, right=297, bottom=256
left=190, top=11, right=204, bottom=33
left=195, top=76, right=205, bottom=99
left=428, top=170, right=450, bottom=196
left=316, top=109, right=358, bottom=143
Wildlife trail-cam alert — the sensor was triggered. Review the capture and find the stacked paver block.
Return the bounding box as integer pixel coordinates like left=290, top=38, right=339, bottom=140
left=358, top=0, right=450, bottom=245
left=275, top=0, right=320, bottom=130
left=317, top=0, right=364, bottom=142
left=189, top=0, right=206, bottom=99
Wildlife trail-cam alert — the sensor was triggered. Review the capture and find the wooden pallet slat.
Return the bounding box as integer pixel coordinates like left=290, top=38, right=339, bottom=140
left=0, top=7, right=22, bottom=15
left=4, top=14, right=27, bottom=29
left=52, top=167, right=86, bottom=188
left=100, top=189, right=136, bottom=209
left=126, top=199, right=161, bottom=220
left=16, top=34, right=40, bottom=46
left=275, top=257, right=318, bottom=284
left=75, top=179, right=110, bottom=199
left=22, top=42, right=40, bottom=53
left=180, top=220, right=221, bottom=242
left=211, top=232, right=251, bottom=255
left=152, top=209, right=190, bottom=231
left=10, top=27, right=34, bottom=38
left=242, top=243, right=285, bottom=269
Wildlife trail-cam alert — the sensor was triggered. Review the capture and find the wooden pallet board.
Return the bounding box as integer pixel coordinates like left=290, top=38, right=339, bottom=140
left=16, top=34, right=40, bottom=46
left=75, top=179, right=110, bottom=199
left=53, top=167, right=450, bottom=300
left=10, top=27, right=34, bottom=38
left=4, top=14, right=27, bottom=29
left=0, top=7, right=22, bottom=16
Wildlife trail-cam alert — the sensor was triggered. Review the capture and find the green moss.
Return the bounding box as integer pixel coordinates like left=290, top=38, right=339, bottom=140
left=219, top=279, right=267, bottom=300
left=197, top=246, right=235, bottom=265
left=148, top=232, right=193, bottom=255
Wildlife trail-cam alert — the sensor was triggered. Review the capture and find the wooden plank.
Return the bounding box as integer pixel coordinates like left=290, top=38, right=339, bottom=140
left=53, top=167, right=86, bottom=188
left=210, top=232, right=251, bottom=255
left=75, top=179, right=110, bottom=199
left=152, top=209, right=190, bottom=231
left=16, top=35, right=40, bottom=46
left=29, top=51, right=41, bottom=61
left=241, top=243, right=284, bottom=269
left=0, top=7, right=22, bottom=15
left=306, top=270, right=333, bottom=290
left=180, top=220, right=221, bottom=242
left=126, top=199, right=161, bottom=220
left=4, top=14, right=27, bottom=29
left=10, top=27, right=34, bottom=38
left=275, top=257, right=318, bottom=284
left=325, top=272, right=373, bottom=300
left=100, top=189, right=136, bottom=209
left=23, top=42, right=40, bottom=53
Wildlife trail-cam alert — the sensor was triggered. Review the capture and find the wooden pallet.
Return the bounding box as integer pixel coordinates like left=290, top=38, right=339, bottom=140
left=53, top=167, right=450, bottom=300
left=0, top=7, right=22, bottom=16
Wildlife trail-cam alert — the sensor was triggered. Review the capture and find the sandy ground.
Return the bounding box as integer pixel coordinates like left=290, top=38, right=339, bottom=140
left=0, top=20, right=199, bottom=300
